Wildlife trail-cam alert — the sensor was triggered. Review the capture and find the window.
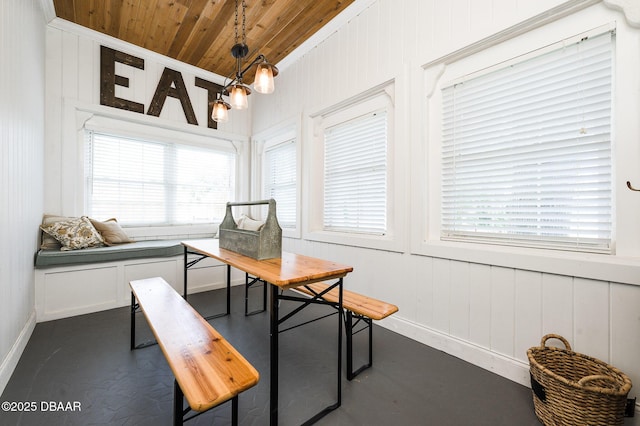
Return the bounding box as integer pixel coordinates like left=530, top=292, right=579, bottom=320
left=323, top=110, right=388, bottom=234
left=85, top=131, right=236, bottom=226
left=441, top=31, right=613, bottom=253
left=263, top=140, right=297, bottom=228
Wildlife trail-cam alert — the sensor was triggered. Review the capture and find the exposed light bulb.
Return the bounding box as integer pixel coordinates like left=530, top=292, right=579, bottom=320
left=254, top=63, right=275, bottom=94
left=230, top=85, right=248, bottom=110
left=211, top=100, right=229, bottom=122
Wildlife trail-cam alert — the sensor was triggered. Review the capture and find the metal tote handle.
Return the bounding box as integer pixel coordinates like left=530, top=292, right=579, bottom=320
left=226, top=199, right=273, bottom=207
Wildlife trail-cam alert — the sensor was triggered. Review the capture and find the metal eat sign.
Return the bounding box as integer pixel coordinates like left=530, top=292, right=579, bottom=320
left=100, top=45, right=223, bottom=130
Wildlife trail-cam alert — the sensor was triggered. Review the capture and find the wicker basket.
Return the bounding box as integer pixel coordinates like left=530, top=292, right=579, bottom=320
left=527, top=334, right=632, bottom=426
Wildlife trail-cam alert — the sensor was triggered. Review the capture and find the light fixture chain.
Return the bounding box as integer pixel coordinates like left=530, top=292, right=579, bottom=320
left=242, top=0, right=246, bottom=45
left=212, top=0, right=276, bottom=122
left=234, top=0, right=239, bottom=44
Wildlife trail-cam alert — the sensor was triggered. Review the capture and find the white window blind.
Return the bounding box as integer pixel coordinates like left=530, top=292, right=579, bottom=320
left=85, top=132, right=236, bottom=226
left=324, top=111, right=387, bottom=234
left=263, top=140, right=297, bottom=228
left=441, top=31, right=613, bottom=252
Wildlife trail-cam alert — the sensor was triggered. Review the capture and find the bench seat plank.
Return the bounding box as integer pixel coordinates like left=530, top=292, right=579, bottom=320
left=297, top=282, right=398, bottom=320
left=296, top=282, right=398, bottom=380
left=130, top=277, right=259, bottom=412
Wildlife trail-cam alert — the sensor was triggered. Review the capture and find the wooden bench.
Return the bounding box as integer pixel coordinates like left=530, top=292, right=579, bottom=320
left=129, top=277, right=259, bottom=425
left=295, top=282, right=398, bottom=380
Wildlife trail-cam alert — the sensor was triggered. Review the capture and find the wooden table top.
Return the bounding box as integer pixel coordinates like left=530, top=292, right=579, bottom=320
left=130, top=277, right=260, bottom=412
left=182, top=239, right=353, bottom=290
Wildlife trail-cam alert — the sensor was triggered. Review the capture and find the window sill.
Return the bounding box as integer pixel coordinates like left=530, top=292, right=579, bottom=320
left=412, top=239, right=640, bottom=286
left=304, top=229, right=403, bottom=253
left=123, top=224, right=218, bottom=241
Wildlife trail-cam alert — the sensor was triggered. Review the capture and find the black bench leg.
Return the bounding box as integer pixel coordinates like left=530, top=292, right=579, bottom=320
left=173, top=381, right=239, bottom=425
left=346, top=312, right=373, bottom=381
left=174, top=380, right=184, bottom=426
left=130, top=293, right=158, bottom=350
left=346, top=310, right=354, bottom=380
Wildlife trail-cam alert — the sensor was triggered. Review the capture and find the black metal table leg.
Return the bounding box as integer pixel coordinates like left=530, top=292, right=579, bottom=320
left=346, top=310, right=353, bottom=380
left=298, top=278, right=343, bottom=425
left=184, top=248, right=231, bottom=320
left=226, top=264, right=231, bottom=315
left=337, top=279, right=343, bottom=405
left=245, top=273, right=267, bottom=316
left=270, top=283, right=279, bottom=426
left=231, top=395, right=239, bottom=426
left=183, top=246, right=188, bottom=299
left=130, top=293, right=136, bottom=351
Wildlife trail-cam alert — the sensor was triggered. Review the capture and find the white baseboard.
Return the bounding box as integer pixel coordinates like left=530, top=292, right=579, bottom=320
left=380, top=315, right=640, bottom=416
left=381, top=315, right=531, bottom=386
left=0, top=310, right=36, bottom=395
left=187, top=279, right=244, bottom=294
left=38, top=301, right=121, bottom=322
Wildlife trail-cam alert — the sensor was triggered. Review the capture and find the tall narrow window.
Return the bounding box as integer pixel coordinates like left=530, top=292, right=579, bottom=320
left=324, top=110, right=388, bottom=234
left=263, top=140, right=297, bottom=228
left=441, top=31, right=613, bottom=253
left=85, top=132, right=236, bottom=225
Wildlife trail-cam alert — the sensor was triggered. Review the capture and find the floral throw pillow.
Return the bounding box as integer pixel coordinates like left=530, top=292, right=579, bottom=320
left=40, top=216, right=105, bottom=251
left=40, top=214, right=69, bottom=250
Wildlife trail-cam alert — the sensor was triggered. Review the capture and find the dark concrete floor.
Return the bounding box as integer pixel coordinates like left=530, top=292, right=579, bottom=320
left=0, top=285, right=630, bottom=426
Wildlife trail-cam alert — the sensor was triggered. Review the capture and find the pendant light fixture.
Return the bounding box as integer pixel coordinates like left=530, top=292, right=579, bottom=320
left=211, top=0, right=279, bottom=122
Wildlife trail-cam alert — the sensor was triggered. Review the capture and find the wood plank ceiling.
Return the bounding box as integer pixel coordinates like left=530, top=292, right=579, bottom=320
left=52, top=0, right=354, bottom=83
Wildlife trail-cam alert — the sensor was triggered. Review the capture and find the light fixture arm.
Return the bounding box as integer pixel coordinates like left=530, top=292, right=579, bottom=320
left=238, top=54, right=266, bottom=80
left=219, top=54, right=274, bottom=93
left=211, top=0, right=278, bottom=122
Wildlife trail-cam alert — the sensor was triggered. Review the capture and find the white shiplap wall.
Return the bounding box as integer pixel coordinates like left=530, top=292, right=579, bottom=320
left=44, top=18, right=252, bottom=217
left=29, top=0, right=640, bottom=411
left=0, top=0, right=45, bottom=393
left=254, top=0, right=640, bottom=406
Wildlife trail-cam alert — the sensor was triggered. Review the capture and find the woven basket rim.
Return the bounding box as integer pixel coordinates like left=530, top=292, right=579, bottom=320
left=527, top=345, right=632, bottom=396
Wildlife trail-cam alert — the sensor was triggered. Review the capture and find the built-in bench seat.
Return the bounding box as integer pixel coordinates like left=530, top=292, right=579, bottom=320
left=34, top=238, right=240, bottom=322
left=34, top=239, right=185, bottom=268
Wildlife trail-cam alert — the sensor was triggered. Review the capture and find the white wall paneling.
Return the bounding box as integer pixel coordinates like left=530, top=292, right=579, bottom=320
left=468, top=263, right=492, bottom=349
left=44, top=18, right=253, bottom=217
left=574, top=278, right=611, bottom=362
left=541, top=274, right=574, bottom=343
left=2, top=0, right=637, bottom=411
left=269, top=0, right=640, bottom=411
left=0, top=0, right=45, bottom=395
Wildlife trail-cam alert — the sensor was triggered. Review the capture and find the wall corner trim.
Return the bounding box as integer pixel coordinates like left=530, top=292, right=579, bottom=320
left=603, top=0, right=640, bottom=27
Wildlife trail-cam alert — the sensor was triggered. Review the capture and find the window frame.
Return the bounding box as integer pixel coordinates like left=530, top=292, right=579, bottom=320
left=253, top=120, right=301, bottom=239
left=412, top=19, right=640, bottom=283
left=323, top=108, right=388, bottom=235
left=74, top=108, right=248, bottom=240
left=306, top=81, right=402, bottom=251
left=439, top=30, right=614, bottom=254
left=85, top=130, right=238, bottom=227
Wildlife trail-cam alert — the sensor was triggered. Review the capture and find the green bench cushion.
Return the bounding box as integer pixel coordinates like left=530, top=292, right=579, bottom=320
left=34, top=240, right=185, bottom=268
